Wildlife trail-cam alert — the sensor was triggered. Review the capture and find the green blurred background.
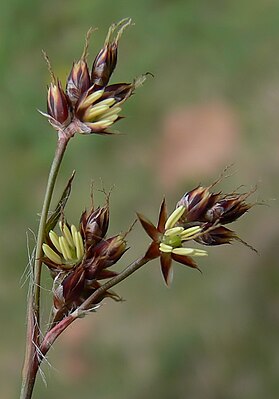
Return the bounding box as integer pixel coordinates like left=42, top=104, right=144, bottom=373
left=1, top=0, right=279, bottom=398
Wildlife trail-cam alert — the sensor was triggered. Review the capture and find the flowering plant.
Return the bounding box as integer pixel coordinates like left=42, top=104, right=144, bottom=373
left=20, top=19, right=256, bottom=399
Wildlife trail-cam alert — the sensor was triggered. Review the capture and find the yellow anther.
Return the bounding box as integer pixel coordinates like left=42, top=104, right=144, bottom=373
left=180, top=226, right=202, bottom=240
left=42, top=244, right=62, bottom=265
left=98, top=106, right=121, bottom=120
left=172, top=247, right=194, bottom=256
left=84, top=104, right=110, bottom=121
left=165, top=206, right=185, bottom=230
left=172, top=247, right=208, bottom=257
left=61, top=222, right=75, bottom=248
left=74, top=231, right=84, bottom=260
left=192, top=249, right=208, bottom=257
left=164, top=227, right=184, bottom=237
left=159, top=243, right=173, bottom=253
left=71, top=224, right=78, bottom=237
left=59, top=236, right=72, bottom=261
left=81, top=89, right=104, bottom=108
left=103, top=114, right=119, bottom=123
left=97, top=98, right=116, bottom=107
left=49, top=230, right=62, bottom=252
left=88, top=120, right=114, bottom=129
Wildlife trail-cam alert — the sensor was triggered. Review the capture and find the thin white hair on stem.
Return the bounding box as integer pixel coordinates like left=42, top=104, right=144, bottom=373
left=32, top=336, right=56, bottom=387
left=33, top=310, right=44, bottom=341
left=21, top=229, right=37, bottom=288
left=37, top=210, right=54, bottom=220
left=38, top=366, right=47, bottom=387
left=32, top=314, right=58, bottom=381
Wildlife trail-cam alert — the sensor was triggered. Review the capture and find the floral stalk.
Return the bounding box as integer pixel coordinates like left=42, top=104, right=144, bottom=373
left=20, top=136, right=70, bottom=399
left=40, top=256, right=149, bottom=356
left=19, top=255, right=149, bottom=398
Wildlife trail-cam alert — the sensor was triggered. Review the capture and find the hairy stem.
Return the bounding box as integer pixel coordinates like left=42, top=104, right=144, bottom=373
left=20, top=136, right=70, bottom=399
left=40, top=256, right=149, bottom=357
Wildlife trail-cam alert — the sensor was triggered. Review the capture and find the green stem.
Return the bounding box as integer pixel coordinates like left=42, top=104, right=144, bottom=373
left=20, top=136, right=70, bottom=399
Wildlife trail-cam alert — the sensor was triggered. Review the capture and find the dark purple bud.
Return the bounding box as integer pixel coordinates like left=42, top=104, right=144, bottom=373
left=205, top=195, right=252, bottom=225
left=66, top=60, right=91, bottom=104
left=61, top=265, right=85, bottom=305
left=80, top=205, right=109, bottom=248
left=94, top=235, right=127, bottom=269
left=91, top=42, right=118, bottom=88
left=195, top=225, right=237, bottom=246
left=91, top=19, right=132, bottom=88
left=47, top=81, right=70, bottom=125
left=177, top=186, right=220, bottom=222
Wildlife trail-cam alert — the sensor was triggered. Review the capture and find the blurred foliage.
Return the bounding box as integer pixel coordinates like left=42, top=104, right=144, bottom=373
left=0, top=0, right=279, bottom=398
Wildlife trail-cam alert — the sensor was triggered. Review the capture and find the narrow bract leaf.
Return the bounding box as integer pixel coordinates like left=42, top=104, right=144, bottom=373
left=45, top=171, right=75, bottom=236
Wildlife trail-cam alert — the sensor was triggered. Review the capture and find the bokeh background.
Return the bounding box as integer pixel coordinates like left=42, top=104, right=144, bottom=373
left=1, top=1, right=279, bottom=398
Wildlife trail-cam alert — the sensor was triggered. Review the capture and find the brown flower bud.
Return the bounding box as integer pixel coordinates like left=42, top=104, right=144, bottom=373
left=80, top=205, right=109, bottom=249
left=91, top=42, right=118, bottom=88
left=177, top=186, right=220, bottom=223
left=195, top=225, right=237, bottom=246
left=85, top=235, right=127, bottom=280
left=66, top=60, right=91, bottom=104
left=91, top=19, right=131, bottom=88
left=47, top=81, right=71, bottom=126
left=96, top=235, right=127, bottom=268
left=204, top=195, right=252, bottom=225
left=52, top=265, right=86, bottom=317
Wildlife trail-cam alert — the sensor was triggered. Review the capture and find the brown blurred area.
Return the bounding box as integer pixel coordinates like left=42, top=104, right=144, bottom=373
left=1, top=1, right=279, bottom=398
left=157, top=101, right=239, bottom=189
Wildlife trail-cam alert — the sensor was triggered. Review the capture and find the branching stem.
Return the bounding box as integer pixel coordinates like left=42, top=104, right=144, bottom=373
left=40, top=256, right=149, bottom=358
left=20, top=136, right=70, bottom=399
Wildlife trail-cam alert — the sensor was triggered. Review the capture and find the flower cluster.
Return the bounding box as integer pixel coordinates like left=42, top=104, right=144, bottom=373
left=41, top=19, right=146, bottom=138
left=42, top=201, right=127, bottom=323
left=137, top=182, right=254, bottom=285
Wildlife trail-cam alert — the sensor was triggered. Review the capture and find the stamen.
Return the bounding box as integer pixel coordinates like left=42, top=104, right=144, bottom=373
left=74, top=231, right=84, bottom=260
left=87, top=119, right=114, bottom=129
left=192, top=249, right=208, bottom=256
left=102, top=114, right=119, bottom=123
left=49, top=230, right=62, bottom=253
left=97, top=98, right=116, bottom=107
left=81, top=89, right=104, bottom=108
left=172, top=247, right=194, bottom=256
left=164, top=227, right=184, bottom=236
left=59, top=236, right=72, bottom=260
left=84, top=104, right=110, bottom=120
left=60, top=222, right=74, bottom=248
left=71, top=224, right=78, bottom=236
left=42, top=244, right=62, bottom=265
left=180, top=226, right=202, bottom=240
left=165, top=206, right=185, bottom=230
left=97, top=106, right=121, bottom=120
left=159, top=243, right=173, bottom=253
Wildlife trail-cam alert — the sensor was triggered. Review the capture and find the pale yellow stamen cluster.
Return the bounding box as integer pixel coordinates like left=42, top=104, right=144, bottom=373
left=81, top=89, right=122, bottom=129
left=159, top=206, right=208, bottom=257
left=42, top=222, right=84, bottom=267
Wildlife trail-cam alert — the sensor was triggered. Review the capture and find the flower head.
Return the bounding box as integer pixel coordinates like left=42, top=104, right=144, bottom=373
left=40, top=19, right=146, bottom=138
left=137, top=200, right=207, bottom=285
left=138, top=180, right=255, bottom=285
left=42, top=198, right=128, bottom=322
left=177, top=184, right=255, bottom=247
